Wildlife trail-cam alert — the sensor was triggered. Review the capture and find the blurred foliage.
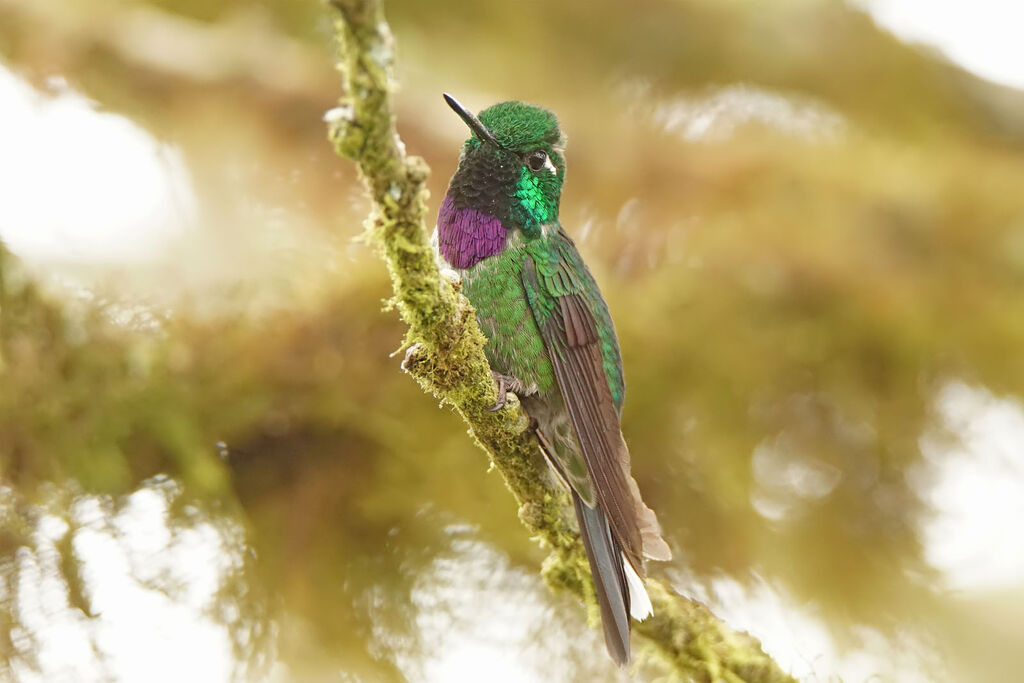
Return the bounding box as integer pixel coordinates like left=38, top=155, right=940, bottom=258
left=2, top=0, right=1024, bottom=681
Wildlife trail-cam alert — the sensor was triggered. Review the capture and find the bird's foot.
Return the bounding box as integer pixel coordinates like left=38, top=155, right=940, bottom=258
left=487, top=371, right=518, bottom=412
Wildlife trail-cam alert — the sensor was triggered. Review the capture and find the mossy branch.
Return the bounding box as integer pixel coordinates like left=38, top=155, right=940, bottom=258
left=325, top=2, right=795, bottom=680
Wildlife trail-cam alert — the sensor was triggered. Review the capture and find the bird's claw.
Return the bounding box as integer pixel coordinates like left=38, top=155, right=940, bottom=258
left=487, top=372, right=516, bottom=412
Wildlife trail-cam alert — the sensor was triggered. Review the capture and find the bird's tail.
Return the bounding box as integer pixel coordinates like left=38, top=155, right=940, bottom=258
left=572, top=490, right=632, bottom=665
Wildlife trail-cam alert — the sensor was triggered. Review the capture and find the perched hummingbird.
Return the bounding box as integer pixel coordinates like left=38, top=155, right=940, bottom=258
left=436, top=94, right=672, bottom=664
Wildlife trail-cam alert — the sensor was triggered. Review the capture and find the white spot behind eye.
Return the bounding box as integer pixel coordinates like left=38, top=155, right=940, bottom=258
left=543, top=156, right=557, bottom=175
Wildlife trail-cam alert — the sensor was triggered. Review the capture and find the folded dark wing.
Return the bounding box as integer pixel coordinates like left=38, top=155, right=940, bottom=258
left=521, top=254, right=644, bottom=571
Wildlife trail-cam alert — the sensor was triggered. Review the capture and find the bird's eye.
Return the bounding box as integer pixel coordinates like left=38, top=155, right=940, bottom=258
left=527, top=150, right=549, bottom=172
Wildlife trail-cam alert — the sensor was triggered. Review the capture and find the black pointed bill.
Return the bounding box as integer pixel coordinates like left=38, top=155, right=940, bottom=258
left=443, top=93, right=503, bottom=148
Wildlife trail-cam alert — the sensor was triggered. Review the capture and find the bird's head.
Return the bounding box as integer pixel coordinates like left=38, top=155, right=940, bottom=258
left=443, top=94, right=566, bottom=235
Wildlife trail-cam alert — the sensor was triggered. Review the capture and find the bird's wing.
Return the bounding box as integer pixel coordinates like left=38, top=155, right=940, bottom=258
left=521, top=237, right=645, bottom=571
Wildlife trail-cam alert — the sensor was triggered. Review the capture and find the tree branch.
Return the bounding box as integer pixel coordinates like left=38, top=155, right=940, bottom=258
left=325, top=2, right=795, bottom=680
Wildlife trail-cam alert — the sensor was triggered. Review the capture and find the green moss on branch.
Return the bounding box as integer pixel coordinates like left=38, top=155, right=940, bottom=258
left=325, top=2, right=795, bottom=680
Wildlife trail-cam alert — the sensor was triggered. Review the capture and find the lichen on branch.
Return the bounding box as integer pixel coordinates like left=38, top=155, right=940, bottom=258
left=324, top=1, right=796, bottom=680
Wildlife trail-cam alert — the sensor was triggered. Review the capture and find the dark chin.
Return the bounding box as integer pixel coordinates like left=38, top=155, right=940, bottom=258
left=446, top=151, right=518, bottom=222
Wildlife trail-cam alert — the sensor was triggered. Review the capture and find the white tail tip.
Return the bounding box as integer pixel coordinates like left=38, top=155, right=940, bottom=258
left=623, top=556, right=653, bottom=621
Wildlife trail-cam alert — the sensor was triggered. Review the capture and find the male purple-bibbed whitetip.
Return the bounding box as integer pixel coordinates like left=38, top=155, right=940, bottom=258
left=432, top=93, right=671, bottom=665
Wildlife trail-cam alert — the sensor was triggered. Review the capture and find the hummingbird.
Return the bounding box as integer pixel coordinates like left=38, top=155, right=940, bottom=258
left=436, top=94, right=672, bottom=664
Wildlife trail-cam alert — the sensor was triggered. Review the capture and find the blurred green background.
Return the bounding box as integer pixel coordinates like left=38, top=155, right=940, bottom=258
left=2, top=0, right=1024, bottom=681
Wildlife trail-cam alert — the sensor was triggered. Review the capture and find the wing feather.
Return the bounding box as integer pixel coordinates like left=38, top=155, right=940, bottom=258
left=522, top=254, right=645, bottom=571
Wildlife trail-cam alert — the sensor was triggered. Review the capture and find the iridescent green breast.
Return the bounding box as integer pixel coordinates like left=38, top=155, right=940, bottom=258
left=460, top=234, right=556, bottom=396
left=458, top=229, right=625, bottom=409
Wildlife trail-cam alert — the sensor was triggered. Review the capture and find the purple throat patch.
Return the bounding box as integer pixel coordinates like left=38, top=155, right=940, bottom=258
left=437, top=195, right=507, bottom=269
